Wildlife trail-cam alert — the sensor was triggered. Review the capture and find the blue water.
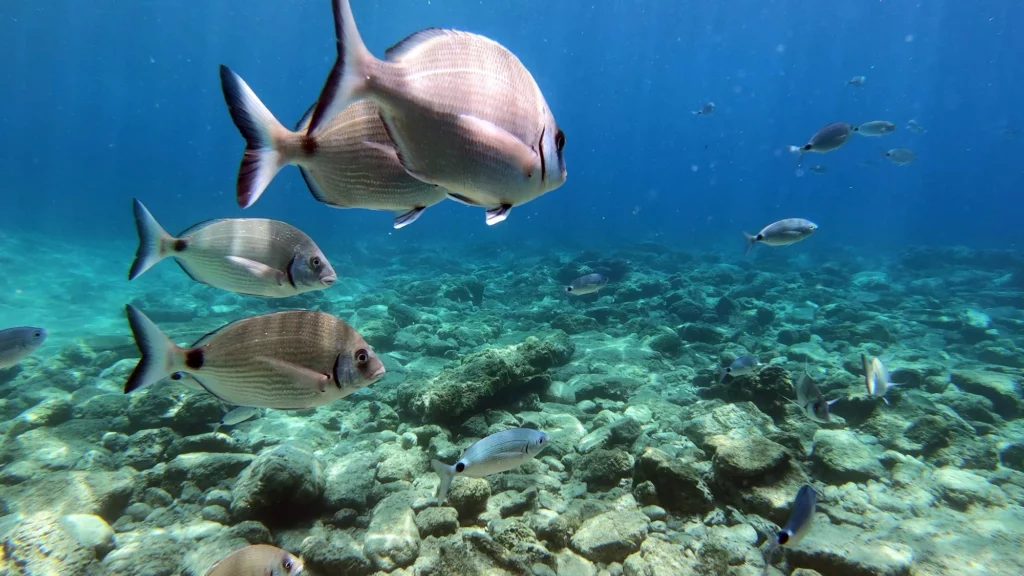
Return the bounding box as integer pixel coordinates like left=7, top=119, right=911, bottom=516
left=3, top=1, right=1022, bottom=252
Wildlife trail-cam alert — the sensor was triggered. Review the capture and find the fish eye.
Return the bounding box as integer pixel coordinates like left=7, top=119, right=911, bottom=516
left=310, top=256, right=322, bottom=269
left=555, top=129, right=566, bottom=152
left=32, top=331, right=41, bottom=338
left=283, top=559, right=293, bottom=571
left=538, top=437, right=545, bottom=444
left=355, top=349, right=369, bottom=364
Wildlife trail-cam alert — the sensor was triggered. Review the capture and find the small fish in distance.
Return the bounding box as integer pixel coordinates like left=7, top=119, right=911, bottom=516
left=123, top=305, right=385, bottom=411
left=808, top=165, right=828, bottom=174
left=719, top=356, right=764, bottom=383
left=431, top=428, right=549, bottom=503
left=219, top=66, right=447, bottom=229
left=761, top=485, right=817, bottom=576
left=129, top=199, right=336, bottom=298
left=305, top=0, right=567, bottom=226
left=693, top=102, right=715, bottom=116
left=847, top=75, right=866, bottom=87
left=744, top=218, right=818, bottom=255
left=885, top=148, right=917, bottom=165
left=0, top=327, right=48, bottom=370
left=788, top=122, right=855, bottom=159
left=566, top=273, right=609, bottom=295
left=855, top=120, right=897, bottom=136
left=210, top=406, right=263, bottom=434
left=204, top=544, right=303, bottom=576
left=906, top=119, right=926, bottom=134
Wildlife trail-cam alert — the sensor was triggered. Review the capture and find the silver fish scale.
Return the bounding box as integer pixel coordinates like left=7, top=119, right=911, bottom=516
left=189, top=311, right=366, bottom=410
left=460, top=429, right=539, bottom=468
left=174, top=219, right=316, bottom=296
left=293, top=100, right=446, bottom=211
left=371, top=30, right=555, bottom=205
left=0, top=328, right=39, bottom=368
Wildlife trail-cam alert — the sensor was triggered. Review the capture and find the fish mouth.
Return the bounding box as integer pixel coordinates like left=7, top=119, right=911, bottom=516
left=369, top=365, right=387, bottom=381
left=321, top=274, right=338, bottom=286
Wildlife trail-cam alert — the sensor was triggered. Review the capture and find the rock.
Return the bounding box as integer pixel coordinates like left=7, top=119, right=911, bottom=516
left=552, top=314, right=601, bottom=334
left=324, top=451, right=379, bottom=513
left=229, top=520, right=274, bottom=545
left=1001, top=443, right=1024, bottom=472
left=7, top=397, right=74, bottom=437
left=709, top=434, right=790, bottom=481
left=201, top=505, right=231, bottom=524
left=0, top=467, right=134, bottom=521
left=633, top=448, right=714, bottom=514
left=574, top=449, right=633, bottom=489
left=682, top=402, right=779, bottom=446
left=60, top=514, right=114, bottom=557
left=571, top=375, right=639, bottom=402
left=99, top=531, right=183, bottom=575
left=162, top=452, right=255, bottom=492
left=376, top=444, right=428, bottom=483
left=415, top=506, right=459, bottom=537
left=448, top=477, right=491, bottom=519
left=363, top=494, right=421, bottom=571
left=950, top=370, right=1020, bottom=418
left=556, top=549, right=598, bottom=576
left=810, top=429, right=886, bottom=483
left=359, top=318, right=400, bottom=349
left=608, top=416, right=643, bottom=448
left=3, top=516, right=94, bottom=575
left=646, top=332, right=683, bottom=355
left=571, top=509, right=650, bottom=563
left=542, top=380, right=577, bottom=404
left=231, top=445, right=324, bottom=522
left=931, top=467, right=1007, bottom=509
left=122, top=428, right=178, bottom=470
left=301, top=530, right=373, bottom=576
left=788, top=521, right=914, bottom=576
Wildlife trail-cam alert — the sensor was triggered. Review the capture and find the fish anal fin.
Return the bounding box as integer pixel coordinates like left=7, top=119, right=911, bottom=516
left=393, top=207, right=426, bottom=229
left=258, top=357, right=330, bottom=393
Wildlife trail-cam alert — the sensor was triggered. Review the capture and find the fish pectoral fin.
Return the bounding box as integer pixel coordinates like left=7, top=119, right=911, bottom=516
left=485, top=205, right=512, bottom=226
left=226, top=256, right=287, bottom=285
left=827, top=398, right=841, bottom=406
left=257, top=357, right=330, bottom=393
left=362, top=140, right=402, bottom=162
left=456, top=114, right=539, bottom=177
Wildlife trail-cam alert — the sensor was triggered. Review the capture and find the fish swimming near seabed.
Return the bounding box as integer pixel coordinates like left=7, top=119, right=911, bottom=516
left=123, top=305, right=385, bottom=410
left=431, top=428, right=549, bottom=503
left=786, top=362, right=838, bottom=422
left=761, top=484, right=817, bottom=576
left=305, top=0, right=567, bottom=226
left=219, top=66, right=448, bottom=228
left=862, top=354, right=901, bottom=405
left=0, top=327, right=48, bottom=370
left=129, top=199, right=337, bottom=298
left=210, top=406, right=264, bottom=433
left=566, top=273, right=609, bottom=295
left=719, top=356, right=763, bottom=383
left=744, top=218, right=818, bottom=255
left=204, top=544, right=303, bottom=576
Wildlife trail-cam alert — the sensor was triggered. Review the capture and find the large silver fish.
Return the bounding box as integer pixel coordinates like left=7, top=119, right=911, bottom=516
left=744, top=218, right=818, bottom=255
left=219, top=66, right=447, bottom=229
left=129, top=199, right=336, bottom=298
left=789, top=122, right=854, bottom=156
left=788, top=364, right=837, bottom=422
left=204, top=544, right=303, bottom=576
left=762, top=485, right=817, bottom=576
left=431, top=428, right=549, bottom=503
left=305, top=0, right=567, bottom=226
left=123, top=305, right=385, bottom=410
left=0, top=327, right=47, bottom=369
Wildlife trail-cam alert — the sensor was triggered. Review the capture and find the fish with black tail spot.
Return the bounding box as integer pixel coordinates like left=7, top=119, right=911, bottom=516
left=431, top=428, right=549, bottom=503
left=744, top=218, right=818, bottom=255
left=761, top=484, right=817, bottom=576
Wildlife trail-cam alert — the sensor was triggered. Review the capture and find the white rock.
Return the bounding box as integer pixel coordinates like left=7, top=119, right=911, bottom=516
left=60, top=514, right=114, bottom=556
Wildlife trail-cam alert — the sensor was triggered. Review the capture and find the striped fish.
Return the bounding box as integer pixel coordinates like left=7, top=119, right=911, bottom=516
left=219, top=66, right=447, bottom=229
left=0, top=327, right=47, bottom=369
left=205, top=544, right=303, bottom=576
left=128, top=199, right=337, bottom=298
left=123, top=305, right=385, bottom=410
left=431, top=428, right=549, bottom=503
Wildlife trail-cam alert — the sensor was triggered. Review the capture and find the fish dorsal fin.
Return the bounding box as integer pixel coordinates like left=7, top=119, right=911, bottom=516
left=294, top=101, right=318, bottom=132
left=384, top=28, right=456, bottom=61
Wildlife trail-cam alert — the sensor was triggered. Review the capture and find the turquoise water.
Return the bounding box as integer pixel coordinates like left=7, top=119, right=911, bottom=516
left=2, top=1, right=1024, bottom=575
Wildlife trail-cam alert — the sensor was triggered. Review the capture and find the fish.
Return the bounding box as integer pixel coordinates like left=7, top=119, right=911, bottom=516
left=808, top=165, right=828, bottom=174
left=0, top=327, right=48, bottom=369
left=204, top=544, right=303, bottom=576
left=305, top=0, right=567, bottom=226
left=719, top=355, right=764, bottom=383
left=129, top=199, right=337, bottom=298
left=566, top=273, right=609, bottom=295
left=693, top=102, right=716, bottom=116
left=788, top=122, right=855, bottom=158
left=123, top=305, right=385, bottom=410
left=386, top=351, right=410, bottom=363
left=906, top=119, right=926, bottom=134
left=210, top=406, right=263, bottom=433
left=744, top=218, right=818, bottom=255
left=885, top=148, right=917, bottom=165
left=847, top=75, right=866, bottom=87
left=431, top=428, right=549, bottom=503
left=762, top=485, right=817, bottom=576
left=862, top=354, right=901, bottom=405
left=219, top=66, right=448, bottom=229
left=787, top=363, right=838, bottom=422
left=855, top=121, right=897, bottom=136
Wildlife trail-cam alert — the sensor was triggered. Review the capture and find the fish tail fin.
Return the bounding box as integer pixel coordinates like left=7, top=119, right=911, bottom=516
left=305, top=0, right=377, bottom=137
left=129, top=199, right=175, bottom=280
left=744, top=232, right=758, bottom=256
left=761, top=541, right=779, bottom=576
left=431, top=459, right=456, bottom=503
left=124, top=305, right=187, bottom=394
left=209, top=422, right=222, bottom=434
left=219, top=65, right=296, bottom=209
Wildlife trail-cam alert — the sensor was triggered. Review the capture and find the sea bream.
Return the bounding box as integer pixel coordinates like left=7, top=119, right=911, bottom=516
left=565, top=273, right=609, bottom=295
left=761, top=485, right=817, bottom=576
left=123, top=305, right=385, bottom=410
left=305, top=0, right=567, bottom=226
left=204, top=544, right=303, bottom=576
left=432, top=428, right=549, bottom=503
left=862, top=354, right=901, bottom=404
left=719, top=355, right=763, bottom=383
left=744, top=218, right=818, bottom=255
left=210, top=406, right=264, bottom=433
left=219, top=66, right=447, bottom=228
left=787, top=363, right=838, bottom=422
left=129, top=199, right=336, bottom=298
left=854, top=120, right=897, bottom=137
left=0, top=327, right=48, bottom=369
left=789, top=122, right=854, bottom=158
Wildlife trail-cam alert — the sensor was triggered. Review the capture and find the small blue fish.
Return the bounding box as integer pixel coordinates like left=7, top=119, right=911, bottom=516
left=719, top=356, right=764, bottom=383
left=762, top=484, right=817, bottom=575
left=0, top=327, right=48, bottom=369
left=431, top=428, right=549, bottom=503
